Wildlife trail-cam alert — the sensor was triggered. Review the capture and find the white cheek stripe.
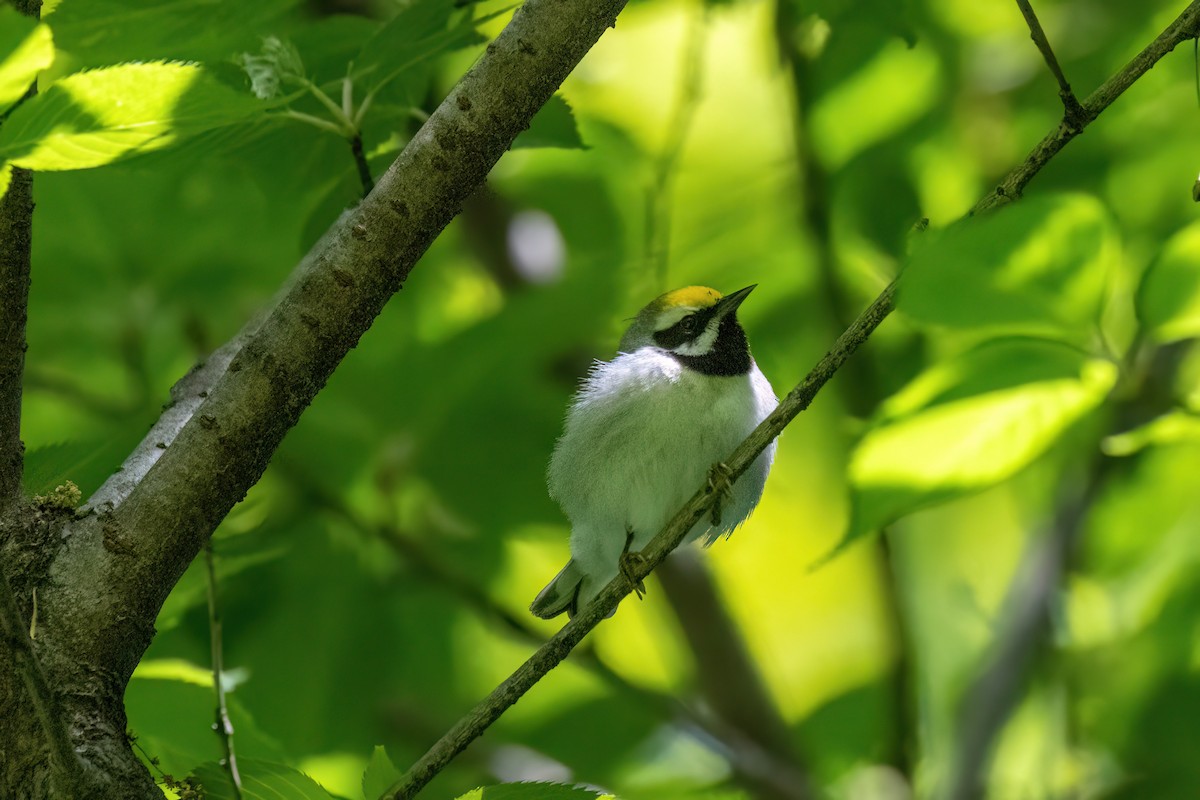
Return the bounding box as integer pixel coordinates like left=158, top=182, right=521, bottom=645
left=676, top=319, right=720, bottom=356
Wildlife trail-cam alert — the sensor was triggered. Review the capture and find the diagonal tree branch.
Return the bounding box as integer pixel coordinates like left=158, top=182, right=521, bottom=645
left=21, top=0, right=629, bottom=792
left=385, top=3, right=1200, bottom=795
left=1014, top=0, right=1087, bottom=126
left=384, top=281, right=898, bottom=799
left=975, top=0, right=1200, bottom=214
left=45, top=0, right=631, bottom=673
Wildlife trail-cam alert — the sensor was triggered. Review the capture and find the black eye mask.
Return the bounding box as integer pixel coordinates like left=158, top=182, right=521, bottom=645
left=652, top=307, right=717, bottom=349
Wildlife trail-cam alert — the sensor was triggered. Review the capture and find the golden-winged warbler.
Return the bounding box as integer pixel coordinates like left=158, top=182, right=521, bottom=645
left=530, top=285, right=778, bottom=619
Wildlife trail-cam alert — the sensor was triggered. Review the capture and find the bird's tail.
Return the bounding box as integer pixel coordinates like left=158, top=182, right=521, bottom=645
left=530, top=559, right=583, bottom=619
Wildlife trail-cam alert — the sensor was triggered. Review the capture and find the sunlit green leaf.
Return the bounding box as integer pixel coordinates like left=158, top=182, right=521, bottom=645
left=0, top=6, right=52, bottom=112
left=454, top=783, right=611, bottom=800
left=0, top=62, right=265, bottom=170
left=361, top=745, right=400, bottom=799
left=513, top=95, right=586, bottom=150
left=0, top=162, right=11, bottom=198
left=811, top=37, right=939, bottom=167
left=843, top=339, right=1117, bottom=544
left=1102, top=410, right=1200, bottom=457
left=192, top=759, right=332, bottom=799
left=899, top=194, right=1115, bottom=340
left=1137, top=221, right=1200, bottom=343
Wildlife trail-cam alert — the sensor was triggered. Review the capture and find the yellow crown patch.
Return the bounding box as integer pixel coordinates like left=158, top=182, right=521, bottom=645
left=655, top=285, right=722, bottom=311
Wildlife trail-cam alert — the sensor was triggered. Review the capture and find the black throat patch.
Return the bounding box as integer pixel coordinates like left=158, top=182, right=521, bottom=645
left=668, top=315, right=752, bottom=376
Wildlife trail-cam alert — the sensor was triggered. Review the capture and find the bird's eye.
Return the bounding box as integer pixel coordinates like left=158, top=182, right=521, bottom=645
left=680, top=316, right=697, bottom=334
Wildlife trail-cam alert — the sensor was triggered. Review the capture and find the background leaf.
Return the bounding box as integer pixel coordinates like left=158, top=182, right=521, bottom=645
left=1137, top=221, right=1200, bottom=343
left=513, top=95, right=586, bottom=150
left=454, top=783, right=611, bottom=800
left=844, top=339, right=1117, bottom=543
left=0, top=62, right=266, bottom=170
left=899, top=194, right=1115, bottom=340
left=362, top=745, right=401, bottom=800
left=0, top=6, right=52, bottom=113
left=192, top=759, right=333, bottom=799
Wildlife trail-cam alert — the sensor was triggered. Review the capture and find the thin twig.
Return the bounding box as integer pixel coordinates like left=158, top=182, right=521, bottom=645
left=644, top=2, right=708, bottom=291
left=383, top=281, right=897, bottom=800
left=1014, top=0, right=1087, bottom=126
left=277, top=460, right=811, bottom=798
left=0, top=558, right=90, bottom=794
left=775, top=3, right=917, bottom=776
left=385, top=6, right=1200, bottom=792
left=351, top=133, right=375, bottom=197
left=975, top=0, right=1200, bottom=213
left=204, top=542, right=242, bottom=797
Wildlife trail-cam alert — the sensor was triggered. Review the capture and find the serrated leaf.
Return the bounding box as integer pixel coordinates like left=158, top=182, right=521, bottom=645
left=192, top=759, right=332, bottom=799
left=1137, top=221, right=1200, bottom=343
left=899, top=194, right=1115, bottom=341
left=1102, top=410, right=1200, bottom=456
left=238, top=36, right=306, bottom=99
left=840, top=339, right=1117, bottom=547
left=0, top=62, right=266, bottom=171
left=361, top=745, right=401, bottom=799
left=0, top=6, right=52, bottom=112
left=46, top=0, right=303, bottom=68
left=513, top=95, right=586, bottom=150
left=454, top=783, right=611, bottom=800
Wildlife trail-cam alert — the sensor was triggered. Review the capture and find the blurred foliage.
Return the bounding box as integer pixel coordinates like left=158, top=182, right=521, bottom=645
left=7, top=0, right=1200, bottom=797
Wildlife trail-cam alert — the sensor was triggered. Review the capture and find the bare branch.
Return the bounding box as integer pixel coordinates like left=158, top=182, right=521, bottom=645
left=204, top=543, right=242, bottom=797
left=43, top=0, right=632, bottom=682
left=85, top=332, right=251, bottom=512
left=0, top=164, right=33, bottom=506
left=280, top=460, right=813, bottom=797
left=1014, top=0, right=1087, bottom=126
left=383, top=280, right=898, bottom=799
left=975, top=1, right=1200, bottom=213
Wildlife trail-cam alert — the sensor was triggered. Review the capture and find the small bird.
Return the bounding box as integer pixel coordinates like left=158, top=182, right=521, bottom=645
left=530, top=285, right=778, bottom=619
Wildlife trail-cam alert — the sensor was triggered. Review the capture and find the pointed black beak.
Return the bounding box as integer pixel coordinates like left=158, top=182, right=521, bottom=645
left=712, top=285, right=756, bottom=320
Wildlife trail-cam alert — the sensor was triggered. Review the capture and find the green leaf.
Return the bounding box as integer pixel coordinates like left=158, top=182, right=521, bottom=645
left=1137, top=222, right=1200, bottom=343
left=192, top=759, right=332, bottom=799
left=1102, top=410, right=1200, bottom=456
left=354, top=0, right=483, bottom=96
left=0, top=62, right=266, bottom=171
left=0, top=162, right=11, bottom=198
left=46, top=0, right=302, bottom=68
left=0, top=6, right=52, bottom=113
left=454, top=783, right=612, bottom=800
left=238, top=36, right=306, bottom=100
left=513, top=95, right=586, bottom=150
left=842, top=339, right=1117, bottom=545
left=899, top=194, right=1115, bottom=340
left=361, top=745, right=400, bottom=799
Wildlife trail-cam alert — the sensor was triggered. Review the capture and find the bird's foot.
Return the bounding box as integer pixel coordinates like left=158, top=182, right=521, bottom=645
left=619, top=525, right=647, bottom=599
left=706, top=462, right=734, bottom=526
